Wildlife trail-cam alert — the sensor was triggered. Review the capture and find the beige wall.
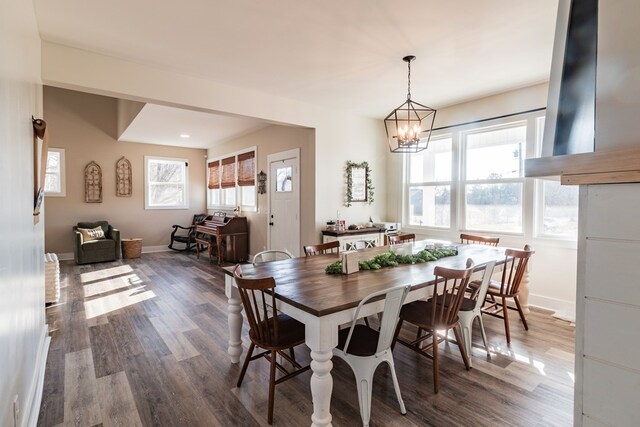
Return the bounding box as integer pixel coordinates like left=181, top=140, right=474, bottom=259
left=43, top=87, right=207, bottom=255
left=0, top=1, right=47, bottom=426
left=41, top=42, right=390, bottom=244
left=207, top=125, right=315, bottom=255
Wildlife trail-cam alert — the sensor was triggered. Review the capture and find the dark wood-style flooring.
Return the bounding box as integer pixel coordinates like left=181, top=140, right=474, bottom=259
left=38, top=252, right=575, bottom=426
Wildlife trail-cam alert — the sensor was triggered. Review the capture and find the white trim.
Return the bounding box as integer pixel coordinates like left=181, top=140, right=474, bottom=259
left=528, top=293, right=576, bottom=323
left=141, top=245, right=173, bottom=254
left=25, top=324, right=50, bottom=427
left=144, top=156, right=189, bottom=210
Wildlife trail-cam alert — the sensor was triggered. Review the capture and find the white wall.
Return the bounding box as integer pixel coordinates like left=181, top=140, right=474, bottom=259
left=41, top=42, right=389, bottom=239
left=386, top=83, right=578, bottom=318
left=0, top=1, right=48, bottom=427
left=574, top=1, right=640, bottom=425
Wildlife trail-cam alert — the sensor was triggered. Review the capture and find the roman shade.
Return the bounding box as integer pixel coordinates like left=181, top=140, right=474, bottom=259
left=207, top=160, right=220, bottom=189
left=238, top=150, right=256, bottom=186
left=221, top=156, right=236, bottom=189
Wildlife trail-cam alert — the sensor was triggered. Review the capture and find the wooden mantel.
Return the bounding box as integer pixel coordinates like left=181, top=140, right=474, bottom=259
left=525, top=146, right=640, bottom=185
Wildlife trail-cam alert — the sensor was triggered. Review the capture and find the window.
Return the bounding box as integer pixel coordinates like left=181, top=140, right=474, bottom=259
left=403, top=112, right=579, bottom=241
left=45, top=148, right=65, bottom=197
left=406, top=136, right=452, bottom=228
left=144, top=156, right=189, bottom=209
left=207, top=147, right=257, bottom=210
left=463, top=123, right=526, bottom=233
left=535, top=117, right=580, bottom=238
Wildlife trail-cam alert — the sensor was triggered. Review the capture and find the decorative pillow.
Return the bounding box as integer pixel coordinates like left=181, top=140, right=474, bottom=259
left=78, top=226, right=105, bottom=242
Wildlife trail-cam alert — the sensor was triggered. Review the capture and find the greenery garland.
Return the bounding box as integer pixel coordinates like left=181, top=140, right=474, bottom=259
left=325, top=248, right=458, bottom=274
left=345, top=161, right=374, bottom=207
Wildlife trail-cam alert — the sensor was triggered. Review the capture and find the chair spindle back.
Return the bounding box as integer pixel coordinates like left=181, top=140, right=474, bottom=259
left=233, top=265, right=279, bottom=346
left=303, top=240, right=340, bottom=256
left=460, top=233, right=500, bottom=246
left=429, top=259, right=475, bottom=327
left=499, top=245, right=533, bottom=296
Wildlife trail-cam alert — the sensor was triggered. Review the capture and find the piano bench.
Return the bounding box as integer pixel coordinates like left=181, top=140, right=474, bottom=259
left=195, top=237, right=214, bottom=263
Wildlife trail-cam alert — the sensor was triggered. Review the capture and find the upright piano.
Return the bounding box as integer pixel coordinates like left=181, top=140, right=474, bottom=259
left=195, top=216, right=249, bottom=265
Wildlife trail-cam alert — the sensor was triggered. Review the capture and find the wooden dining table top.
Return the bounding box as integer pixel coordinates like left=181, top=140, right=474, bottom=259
left=223, top=241, right=507, bottom=317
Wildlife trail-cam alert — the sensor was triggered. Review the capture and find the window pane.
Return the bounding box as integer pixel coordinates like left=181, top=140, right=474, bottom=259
left=209, top=189, right=221, bottom=206
left=45, top=173, right=60, bottom=192
left=409, top=137, right=452, bottom=183
left=241, top=186, right=256, bottom=206
left=276, top=166, right=292, bottom=192
left=466, top=183, right=522, bottom=232
left=466, top=125, right=526, bottom=180
left=46, top=151, right=60, bottom=173
left=149, top=184, right=184, bottom=206
left=149, top=160, right=183, bottom=183
left=408, top=185, right=450, bottom=228
left=223, top=188, right=236, bottom=206
left=541, top=180, right=579, bottom=237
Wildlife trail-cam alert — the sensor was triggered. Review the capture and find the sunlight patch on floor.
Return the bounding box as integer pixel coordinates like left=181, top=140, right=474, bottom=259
left=83, top=274, right=143, bottom=298
left=80, top=265, right=134, bottom=283
left=84, top=286, right=155, bottom=319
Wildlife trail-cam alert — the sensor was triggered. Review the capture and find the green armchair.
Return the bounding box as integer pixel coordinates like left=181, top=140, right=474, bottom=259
left=73, top=221, right=121, bottom=264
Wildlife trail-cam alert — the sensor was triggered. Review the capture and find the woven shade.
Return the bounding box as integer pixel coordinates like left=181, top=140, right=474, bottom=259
left=221, top=156, right=236, bottom=189
left=207, top=160, right=220, bottom=189
left=238, top=151, right=255, bottom=186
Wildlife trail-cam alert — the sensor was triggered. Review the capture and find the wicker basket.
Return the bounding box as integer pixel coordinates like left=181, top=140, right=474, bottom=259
left=121, top=238, right=143, bottom=259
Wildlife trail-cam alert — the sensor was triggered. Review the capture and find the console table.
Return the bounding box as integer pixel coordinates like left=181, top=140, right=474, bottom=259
left=321, top=226, right=385, bottom=251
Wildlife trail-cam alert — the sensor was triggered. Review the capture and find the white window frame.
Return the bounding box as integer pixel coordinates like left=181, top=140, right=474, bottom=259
left=402, top=111, right=577, bottom=243
left=144, top=156, right=189, bottom=210
left=206, top=146, right=257, bottom=212
left=460, top=120, right=528, bottom=235
left=404, top=134, right=455, bottom=230
left=45, top=148, right=66, bottom=197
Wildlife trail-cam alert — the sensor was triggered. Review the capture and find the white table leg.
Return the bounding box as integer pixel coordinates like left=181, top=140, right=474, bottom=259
left=310, top=349, right=333, bottom=427
left=225, top=275, right=244, bottom=364
left=306, top=321, right=338, bottom=427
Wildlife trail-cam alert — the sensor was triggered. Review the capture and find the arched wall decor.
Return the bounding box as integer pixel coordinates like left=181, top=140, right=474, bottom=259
left=116, top=156, right=132, bottom=197
left=85, top=161, right=102, bottom=203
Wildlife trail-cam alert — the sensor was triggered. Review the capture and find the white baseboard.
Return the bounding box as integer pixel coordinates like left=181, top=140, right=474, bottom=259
left=25, top=324, right=50, bottom=427
left=528, top=293, right=576, bottom=323
left=141, top=245, right=171, bottom=254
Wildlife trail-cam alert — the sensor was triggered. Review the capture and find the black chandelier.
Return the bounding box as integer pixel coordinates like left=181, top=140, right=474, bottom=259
left=384, top=55, right=436, bottom=153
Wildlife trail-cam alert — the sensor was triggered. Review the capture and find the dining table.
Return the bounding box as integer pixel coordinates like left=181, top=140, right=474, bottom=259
left=223, top=240, right=510, bottom=427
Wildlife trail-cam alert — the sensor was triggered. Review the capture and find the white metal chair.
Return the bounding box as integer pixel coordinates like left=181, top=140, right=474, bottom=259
left=458, top=260, right=496, bottom=365
left=333, top=285, right=411, bottom=427
left=252, top=249, right=293, bottom=265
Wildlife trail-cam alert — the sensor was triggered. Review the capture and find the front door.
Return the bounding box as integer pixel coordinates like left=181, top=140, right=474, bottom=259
left=268, top=149, right=300, bottom=256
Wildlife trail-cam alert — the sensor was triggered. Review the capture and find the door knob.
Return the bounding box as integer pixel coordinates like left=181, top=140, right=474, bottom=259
left=269, top=222, right=274, bottom=226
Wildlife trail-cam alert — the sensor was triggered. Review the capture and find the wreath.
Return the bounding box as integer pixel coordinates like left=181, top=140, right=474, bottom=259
left=345, top=161, right=374, bottom=207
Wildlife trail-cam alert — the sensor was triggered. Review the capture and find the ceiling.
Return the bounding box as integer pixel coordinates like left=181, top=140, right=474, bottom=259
left=35, top=0, right=559, bottom=146
left=118, top=103, right=269, bottom=149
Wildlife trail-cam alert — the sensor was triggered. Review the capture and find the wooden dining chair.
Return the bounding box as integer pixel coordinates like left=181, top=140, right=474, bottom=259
left=392, top=259, right=475, bottom=393
left=252, top=249, right=293, bottom=265
left=333, top=285, right=411, bottom=427
left=303, top=240, right=340, bottom=256
left=460, top=233, right=500, bottom=246
left=469, top=245, right=533, bottom=344
left=388, top=233, right=416, bottom=245
left=233, top=266, right=311, bottom=424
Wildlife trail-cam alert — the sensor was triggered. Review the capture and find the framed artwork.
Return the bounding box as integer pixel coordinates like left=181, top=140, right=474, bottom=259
left=85, top=161, right=103, bottom=203
left=345, top=161, right=374, bottom=206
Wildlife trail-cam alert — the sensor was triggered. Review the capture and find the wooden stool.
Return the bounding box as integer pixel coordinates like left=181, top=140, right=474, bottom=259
left=195, top=237, right=212, bottom=263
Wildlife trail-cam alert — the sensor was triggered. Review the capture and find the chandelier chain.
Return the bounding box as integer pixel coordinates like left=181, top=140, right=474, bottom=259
left=407, top=60, right=411, bottom=100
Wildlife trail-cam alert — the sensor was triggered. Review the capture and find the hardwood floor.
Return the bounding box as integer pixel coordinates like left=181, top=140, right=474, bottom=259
left=38, top=252, right=575, bottom=426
